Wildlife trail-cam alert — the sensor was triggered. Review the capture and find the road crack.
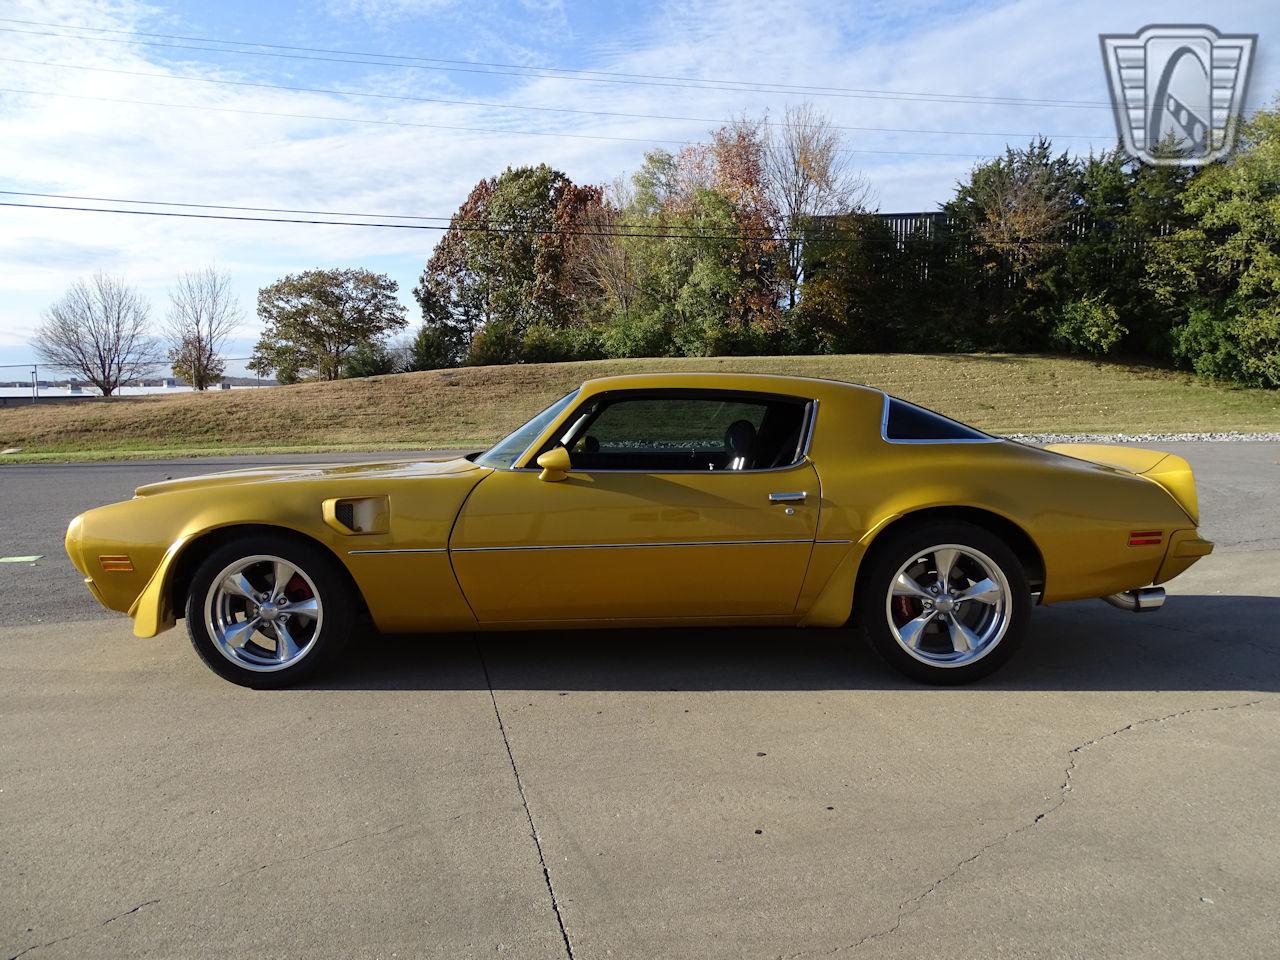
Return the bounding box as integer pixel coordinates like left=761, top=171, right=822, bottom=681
left=784, top=698, right=1262, bottom=960
left=477, top=639, right=576, bottom=960
left=6, top=822, right=410, bottom=960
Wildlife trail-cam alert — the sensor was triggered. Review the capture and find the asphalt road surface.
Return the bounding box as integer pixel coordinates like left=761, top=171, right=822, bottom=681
left=2, top=444, right=1278, bottom=959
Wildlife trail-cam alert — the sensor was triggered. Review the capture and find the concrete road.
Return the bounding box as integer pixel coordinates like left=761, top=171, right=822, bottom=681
left=1, top=445, right=1278, bottom=959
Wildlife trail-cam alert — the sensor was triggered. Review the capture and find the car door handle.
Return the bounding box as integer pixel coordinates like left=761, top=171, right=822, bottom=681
left=768, top=491, right=807, bottom=503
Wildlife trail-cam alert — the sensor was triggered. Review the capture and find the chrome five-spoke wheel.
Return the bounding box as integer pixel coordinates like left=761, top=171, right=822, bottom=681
left=856, top=521, right=1030, bottom=684
left=886, top=544, right=1011, bottom=668
left=186, top=535, right=355, bottom=687
left=204, top=554, right=323, bottom=672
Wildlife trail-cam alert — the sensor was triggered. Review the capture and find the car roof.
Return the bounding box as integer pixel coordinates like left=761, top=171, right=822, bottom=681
left=576, top=371, right=884, bottom=400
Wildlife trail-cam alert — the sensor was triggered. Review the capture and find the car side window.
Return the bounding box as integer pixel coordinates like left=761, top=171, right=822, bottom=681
left=545, top=391, right=809, bottom=472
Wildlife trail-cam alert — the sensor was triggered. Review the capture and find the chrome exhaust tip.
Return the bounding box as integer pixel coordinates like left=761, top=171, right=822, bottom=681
left=1102, top=587, right=1166, bottom=612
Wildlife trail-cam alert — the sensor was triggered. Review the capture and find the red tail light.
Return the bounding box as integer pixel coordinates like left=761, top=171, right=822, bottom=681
left=1128, top=531, right=1163, bottom=547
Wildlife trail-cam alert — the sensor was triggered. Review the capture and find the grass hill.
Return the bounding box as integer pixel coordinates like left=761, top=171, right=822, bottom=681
left=3, top=354, right=1278, bottom=461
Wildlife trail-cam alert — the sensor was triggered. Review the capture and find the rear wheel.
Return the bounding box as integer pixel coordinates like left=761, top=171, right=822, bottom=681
left=856, top=521, right=1029, bottom=684
left=184, top=535, right=354, bottom=688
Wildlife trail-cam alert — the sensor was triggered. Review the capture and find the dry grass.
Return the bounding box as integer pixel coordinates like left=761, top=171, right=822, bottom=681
left=2, top=354, right=1278, bottom=461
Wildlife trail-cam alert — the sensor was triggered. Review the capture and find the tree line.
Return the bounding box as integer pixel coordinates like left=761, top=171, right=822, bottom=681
left=407, top=102, right=1279, bottom=388
left=29, top=100, right=1280, bottom=393
left=28, top=264, right=413, bottom=394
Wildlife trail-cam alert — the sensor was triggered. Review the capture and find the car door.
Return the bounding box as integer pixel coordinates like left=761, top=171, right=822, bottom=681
left=449, top=390, right=820, bottom=623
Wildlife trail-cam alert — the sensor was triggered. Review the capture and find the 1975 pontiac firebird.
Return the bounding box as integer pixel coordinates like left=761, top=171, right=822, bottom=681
left=66, top=373, right=1213, bottom=687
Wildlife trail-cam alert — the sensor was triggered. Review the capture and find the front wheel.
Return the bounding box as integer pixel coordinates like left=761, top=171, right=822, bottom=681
left=184, top=535, right=354, bottom=688
left=856, top=522, right=1030, bottom=685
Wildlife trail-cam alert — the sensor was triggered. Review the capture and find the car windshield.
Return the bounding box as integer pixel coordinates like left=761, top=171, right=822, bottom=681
left=475, top=390, right=580, bottom=469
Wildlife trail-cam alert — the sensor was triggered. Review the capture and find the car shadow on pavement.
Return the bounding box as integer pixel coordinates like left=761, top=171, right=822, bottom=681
left=307, top=594, right=1280, bottom=693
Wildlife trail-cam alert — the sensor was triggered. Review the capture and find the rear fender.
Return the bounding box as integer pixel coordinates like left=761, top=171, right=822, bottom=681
left=1044, top=443, right=1199, bottom=524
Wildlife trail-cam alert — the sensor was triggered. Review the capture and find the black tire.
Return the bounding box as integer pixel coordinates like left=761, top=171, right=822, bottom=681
left=184, top=534, right=355, bottom=688
left=855, top=521, right=1030, bottom=685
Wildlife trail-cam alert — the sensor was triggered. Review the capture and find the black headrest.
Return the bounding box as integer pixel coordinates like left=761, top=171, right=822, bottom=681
left=724, top=419, right=756, bottom=456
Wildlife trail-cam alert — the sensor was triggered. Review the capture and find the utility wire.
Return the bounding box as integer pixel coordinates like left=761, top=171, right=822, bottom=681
left=0, top=189, right=743, bottom=234
left=0, top=200, right=816, bottom=238
left=0, top=86, right=692, bottom=147
left=0, top=22, right=1117, bottom=110
left=1, top=14, right=1115, bottom=106
left=8, top=189, right=912, bottom=238
left=0, top=56, right=1117, bottom=142
left=0, top=199, right=1228, bottom=246
left=0, top=86, right=999, bottom=158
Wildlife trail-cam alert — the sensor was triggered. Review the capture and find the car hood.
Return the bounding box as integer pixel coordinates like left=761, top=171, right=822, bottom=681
left=133, top=456, right=486, bottom=497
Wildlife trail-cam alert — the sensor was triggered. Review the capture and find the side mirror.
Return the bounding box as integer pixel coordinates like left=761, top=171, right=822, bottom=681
left=535, top=446, right=572, bottom=482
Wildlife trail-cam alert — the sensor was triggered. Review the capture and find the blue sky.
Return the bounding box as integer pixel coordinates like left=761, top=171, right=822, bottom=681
left=0, top=0, right=1276, bottom=370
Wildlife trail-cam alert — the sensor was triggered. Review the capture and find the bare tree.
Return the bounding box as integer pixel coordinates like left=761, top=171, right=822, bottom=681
left=763, top=103, right=875, bottom=308
left=31, top=272, right=161, bottom=396
left=165, top=268, right=241, bottom=390
left=569, top=178, right=642, bottom=322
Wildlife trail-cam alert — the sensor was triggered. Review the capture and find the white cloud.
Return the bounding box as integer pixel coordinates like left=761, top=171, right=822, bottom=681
left=0, top=0, right=1275, bottom=364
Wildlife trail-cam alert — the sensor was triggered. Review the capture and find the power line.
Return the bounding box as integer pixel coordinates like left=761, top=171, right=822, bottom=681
left=0, top=190, right=453, bottom=221
left=5, top=14, right=1115, bottom=106
left=0, top=86, right=692, bottom=147
left=0, top=198, right=1226, bottom=246
left=0, top=86, right=999, bottom=159
left=0, top=22, right=1117, bottom=110
left=0, top=190, right=733, bottom=233
left=0, top=199, right=812, bottom=239
left=0, top=189, right=738, bottom=234
left=1, top=189, right=847, bottom=238
left=0, top=56, right=1118, bottom=142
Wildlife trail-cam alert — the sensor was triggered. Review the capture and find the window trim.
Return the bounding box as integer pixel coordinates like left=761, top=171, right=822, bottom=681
left=516, top=388, right=819, bottom=474
left=475, top=389, right=582, bottom=470
left=879, top=393, right=1000, bottom=445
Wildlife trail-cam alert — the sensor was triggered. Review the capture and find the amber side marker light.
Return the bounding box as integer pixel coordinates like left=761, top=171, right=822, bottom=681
left=99, top=555, right=134, bottom=572
left=1128, top=531, right=1163, bottom=547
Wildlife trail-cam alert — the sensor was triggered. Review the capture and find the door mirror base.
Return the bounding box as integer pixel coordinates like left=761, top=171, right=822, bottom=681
left=536, top=446, right=572, bottom=482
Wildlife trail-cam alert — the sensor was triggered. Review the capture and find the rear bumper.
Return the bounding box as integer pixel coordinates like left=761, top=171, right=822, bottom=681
left=1155, top=530, right=1214, bottom=584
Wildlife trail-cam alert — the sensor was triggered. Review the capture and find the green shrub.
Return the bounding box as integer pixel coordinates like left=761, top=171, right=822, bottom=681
left=341, top=340, right=397, bottom=379
left=1052, top=297, right=1127, bottom=355
left=406, top=324, right=459, bottom=371
left=600, top=313, right=674, bottom=358
left=1234, top=304, right=1280, bottom=388
left=519, top=323, right=602, bottom=363
left=1173, top=304, right=1249, bottom=384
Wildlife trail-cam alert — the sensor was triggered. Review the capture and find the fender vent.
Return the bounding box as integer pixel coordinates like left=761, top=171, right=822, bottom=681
left=334, top=501, right=355, bottom=530
left=323, top=496, right=389, bottom=535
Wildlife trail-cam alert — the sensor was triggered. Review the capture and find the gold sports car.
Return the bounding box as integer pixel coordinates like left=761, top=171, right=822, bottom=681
left=66, top=372, right=1213, bottom=687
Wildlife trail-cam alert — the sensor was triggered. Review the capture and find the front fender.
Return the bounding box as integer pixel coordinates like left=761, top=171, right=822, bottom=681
left=128, top=536, right=190, bottom=638
left=69, top=463, right=490, bottom=638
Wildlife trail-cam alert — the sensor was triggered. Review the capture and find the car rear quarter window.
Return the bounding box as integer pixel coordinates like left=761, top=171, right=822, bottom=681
left=883, top=397, right=991, bottom=442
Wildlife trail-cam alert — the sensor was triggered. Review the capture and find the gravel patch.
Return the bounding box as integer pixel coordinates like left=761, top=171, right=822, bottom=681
left=1003, top=432, right=1280, bottom=444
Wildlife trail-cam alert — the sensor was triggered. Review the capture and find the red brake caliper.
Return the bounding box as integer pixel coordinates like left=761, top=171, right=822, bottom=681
left=285, top=573, right=312, bottom=601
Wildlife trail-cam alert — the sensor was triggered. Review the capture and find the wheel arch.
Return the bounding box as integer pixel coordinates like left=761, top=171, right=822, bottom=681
left=168, top=523, right=370, bottom=625
left=857, top=506, right=1046, bottom=601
